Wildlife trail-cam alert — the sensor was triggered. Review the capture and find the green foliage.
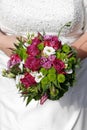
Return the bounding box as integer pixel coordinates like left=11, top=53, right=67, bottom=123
left=48, top=67, right=56, bottom=74
left=40, top=68, right=48, bottom=75
left=62, top=44, right=71, bottom=54
left=38, top=43, right=44, bottom=50
left=15, top=42, right=28, bottom=61
left=57, top=74, right=65, bottom=83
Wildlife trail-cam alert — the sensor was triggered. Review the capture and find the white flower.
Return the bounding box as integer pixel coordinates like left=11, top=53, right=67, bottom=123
left=30, top=71, right=38, bottom=77
left=43, top=46, right=55, bottom=56
left=35, top=72, right=44, bottom=83
left=30, top=71, right=44, bottom=83
left=19, top=60, right=24, bottom=71
left=66, top=69, right=73, bottom=74
left=16, top=75, right=23, bottom=85
left=65, top=63, right=68, bottom=68
left=24, top=42, right=30, bottom=47
left=23, top=42, right=30, bottom=49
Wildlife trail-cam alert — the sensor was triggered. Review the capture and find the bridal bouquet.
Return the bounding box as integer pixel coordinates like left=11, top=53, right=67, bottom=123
left=2, top=32, right=80, bottom=105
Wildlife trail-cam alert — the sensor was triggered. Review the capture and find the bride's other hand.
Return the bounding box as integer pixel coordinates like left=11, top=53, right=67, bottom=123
left=71, top=32, right=87, bottom=59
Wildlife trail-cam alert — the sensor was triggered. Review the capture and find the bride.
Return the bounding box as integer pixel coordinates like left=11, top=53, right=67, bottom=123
left=0, top=0, right=87, bottom=130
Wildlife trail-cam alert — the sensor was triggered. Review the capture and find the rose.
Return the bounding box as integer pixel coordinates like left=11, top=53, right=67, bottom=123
left=20, top=73, right=36, bottom=88
left=27, top=44, right=40, bottom=56
left=7, top=54, right=21, bottom=69
left=44, top=35, right=62, bottom=50
left=53, top=58, right=65, bottom=73
left=24, top=56, right=41, bottom=71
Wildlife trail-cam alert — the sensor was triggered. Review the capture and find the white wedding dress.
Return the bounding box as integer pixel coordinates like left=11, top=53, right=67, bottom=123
left=0, top=0, right=87, bottom=130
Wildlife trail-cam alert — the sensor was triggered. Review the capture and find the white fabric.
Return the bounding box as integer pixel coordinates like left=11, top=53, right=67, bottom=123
left=0, top=0, right=87, bottom=130
left=84, top=0, right=87, bottom=32
left=0, top=0, right=85, bottom=43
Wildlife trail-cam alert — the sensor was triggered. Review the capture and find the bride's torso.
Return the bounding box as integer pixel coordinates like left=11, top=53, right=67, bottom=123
left=0, top=0, right=84, bottom=42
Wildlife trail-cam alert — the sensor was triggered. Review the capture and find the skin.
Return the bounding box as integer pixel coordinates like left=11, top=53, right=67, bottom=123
left=0, top=31, right=87, bottom=59
left=71, top=32, right=87, bottom=59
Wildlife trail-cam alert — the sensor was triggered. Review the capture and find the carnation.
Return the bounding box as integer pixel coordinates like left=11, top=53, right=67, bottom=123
left=24, top=56, right=41, bottom=71
left=53, top=58, right=65, bottom=73
left=20, top=73, right=36, bottom=88
left=27, top=44, right=40, bottom=56
left=7, top=54, right=21, bottom=69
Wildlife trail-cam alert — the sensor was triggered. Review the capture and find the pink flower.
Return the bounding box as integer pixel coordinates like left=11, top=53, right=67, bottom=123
left=48, top=55, right=56, bottom=62
left=40, top=93, right=48, bottom=105
left=20, top=73, right=36, bottom=88
left=40, top=57, right=52, bottom=69
left=7, top=54, right=21, bottom=69
left=53, top=58, right=65, bottom=73
left=24, top=56, right=41, bottom=71
left=44, top=35, right=62, bottom=50
left=42, top=61, right=52, bottom=69
left=27, top=44, right=40, bottom=56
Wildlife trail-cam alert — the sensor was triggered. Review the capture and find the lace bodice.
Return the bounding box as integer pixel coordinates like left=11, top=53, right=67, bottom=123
left=0, top=0, right=87, bottom=43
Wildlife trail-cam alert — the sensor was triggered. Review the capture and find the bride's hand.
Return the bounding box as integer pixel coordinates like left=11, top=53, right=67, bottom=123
left=0, top=31, right=18, bottom=56
left=0, top=32, right=26, bottom=57
left=0, top=35, right=17, bottom=56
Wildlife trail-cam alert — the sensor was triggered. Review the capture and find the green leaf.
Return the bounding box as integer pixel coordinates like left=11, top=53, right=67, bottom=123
left=2, top=69, right=16, bottom=78
left=26, top=96, right=33, bottom=106
left=69, top=57, right=76, bottom=64
left=27, top=86, right=38, bottom=94
left=49, top=86, right=59, bottom=99
left=65, top=21, right=71, bottom=27
left=16, top=47, right=28, bottom=60
left=58, top=21, right=71, bottom=37
left=41, top=84, right=48, bottom=92
left=56, top=51, right=61, bottom=59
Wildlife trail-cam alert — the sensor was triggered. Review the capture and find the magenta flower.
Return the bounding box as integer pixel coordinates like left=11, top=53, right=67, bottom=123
left=24, top=56, right=41, bottom=71
left=53, top=58, right=65, bottom=73
left=27, top=44, right=40, bottom=56
left=32, top=33, right=43, bottom=46
left=20, top=73, right=36, bottom=88
left=32, top=37, right=41, bottom=45
left=7, top=54, right=21, bottom=69
left=44, top=35, right=62, bottom=50
left=40, top=93, right=48, bottom=105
